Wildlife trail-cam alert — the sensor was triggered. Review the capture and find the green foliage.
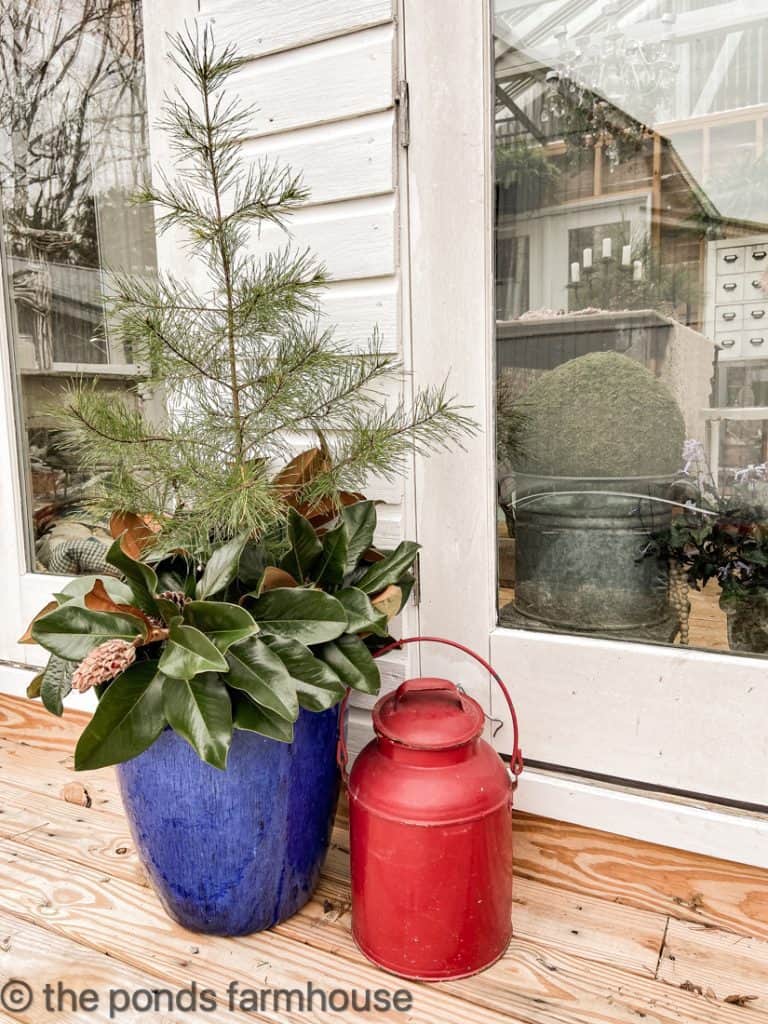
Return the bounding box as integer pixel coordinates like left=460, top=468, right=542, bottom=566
left=515, top=351, right=685, bottom=477
left=29, top=500, right=417, bottom=769
left=54, top=27, right=473, bottom=555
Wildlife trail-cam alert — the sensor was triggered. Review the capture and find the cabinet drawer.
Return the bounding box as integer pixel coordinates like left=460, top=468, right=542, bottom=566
left=747, top=275, right=766, bottom=296
left=747, top=245, right=768, bottom=268
left=716, top=276, right=744, bottom=300
left=718, top=247, right=745, bottom=274
left=744, top=334, right=768, bottom=358
left=716, top=304, right=743, bottom=327
left=744, top=302, right=768, bottom=323
left=716, top=334, right=742, bottom=359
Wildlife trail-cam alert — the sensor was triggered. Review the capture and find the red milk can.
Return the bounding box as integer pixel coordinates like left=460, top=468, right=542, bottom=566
left=340, top=636, right=523, bottom=981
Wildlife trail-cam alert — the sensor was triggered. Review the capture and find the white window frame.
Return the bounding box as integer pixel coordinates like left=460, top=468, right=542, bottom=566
left=403, top=0, right=768, bottom=865
left=0, top=0, right=195, bottom=697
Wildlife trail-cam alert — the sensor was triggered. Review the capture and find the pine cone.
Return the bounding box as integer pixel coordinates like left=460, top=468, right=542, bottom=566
left=158, top=590, right=190, bottom=614
left=72, top=639, right=137, bottom=693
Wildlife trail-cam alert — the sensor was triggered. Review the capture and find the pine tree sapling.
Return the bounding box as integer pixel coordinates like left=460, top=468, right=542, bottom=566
left=22, top=28, right=474, bottom=771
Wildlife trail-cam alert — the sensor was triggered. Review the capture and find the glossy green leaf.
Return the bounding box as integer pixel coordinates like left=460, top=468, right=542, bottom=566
left=182, top=601, right=258, bottom=653
left=31, top=604, right=147, bottom=662
left=247, top=587, right=347, bottom=645
left=335, top=587, right=389, bottom=637
left=319, top=634, right=381, bottom=694
left=26, top=673, right=43, bottom=699
left=281, top=509, right=322, bottom=583
left=196, top=533, right=249, bottom=600
left=39, top=656, right=75, bottom=715
left=158, top=620, right=228, bottom=680
left=225, top=637, right=299, bottom=722
left=315, top=521, right=348, bottom=589
left=56, top=575, right=135, bottom=606
left=356, top=541, right=421, bottom=595
left=232, top=693, right=295, bottom=743
left=263, top=635, right=345, bottom=711
left=163, top=673, right=233, bottom=770
left=74, top=661, right=165, bottom=770
left=341, top=500, right=377, bottom=572
left=106, top=537, right=160, bottom=616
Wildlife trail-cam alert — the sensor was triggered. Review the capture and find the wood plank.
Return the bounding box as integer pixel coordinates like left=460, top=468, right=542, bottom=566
left=321, top=277, right=399, bottom=353
left=0, top=695, right=87, bottom=751
left=241, top=111, right=395, bottom=207
left=0, top=909, right=237, bottom=1024
left=233, top=26, right=395, bottom=139
left=199, top=0, right=393, bottom=60
left=659, top=918, right=768, bottom=1009
left=247, top=195, right=396, bottom=282
left=515, top=814, right=768, bottom=944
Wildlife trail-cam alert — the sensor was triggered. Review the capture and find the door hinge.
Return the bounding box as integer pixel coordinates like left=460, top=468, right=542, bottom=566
left=396, top=79, right=410, bottom=148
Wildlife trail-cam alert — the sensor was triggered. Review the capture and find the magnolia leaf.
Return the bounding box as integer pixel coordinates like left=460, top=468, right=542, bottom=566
left=82, top=580, right=161, bottom=643
left=320, top=634, right=380, bottom=694
left=163, top=673, right=233, bottom=770
left=356, top=542, right=420, bottom=595
left=56, top=575, right=135, bottom=606
left=316, top=521, right=348, bottom=589
left=281, top=508, right=322, bottom=583
left=341, top=500, right=377, bottom=573
left=196, top=533, right=249, bottom=600
left=31, top=604, right=147, bottom=662
left=109, top=511, right=160, bottom=558
left=260, top=567, right=298, bottom=592
left=26, top=672, right=43, bottom=699
left=182, top=601, right=258, bottom=653
left=225, top=637, right=299, bottom=722
left=247, top=587, right=347, bottom=645
left=336, top=587, right=389, bottom=637
left=371, top=584, right=403, bottom=622
left=232, top=693, right=295, bottom=743
left=263, top=635, right=345, bottom=712
left=158, top=621, right=228, bottom=680
left=74, top=661, right=165, bottom=770
left=274, top=448, right=328, bottom=500
left=300, top=491, right=366, bottom=530
left=106, top=536, right=160, bottom=616
left=39, top=656, right=75, bottom=715
left=238, top=541, right=268, bottom=590
left=18, top=601, right=58, bottom=644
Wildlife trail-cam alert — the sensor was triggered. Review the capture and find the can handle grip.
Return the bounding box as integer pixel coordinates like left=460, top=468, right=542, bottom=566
left=394, top=677, right=467, bottom=710
left=337, top=636, right=523, bottom=788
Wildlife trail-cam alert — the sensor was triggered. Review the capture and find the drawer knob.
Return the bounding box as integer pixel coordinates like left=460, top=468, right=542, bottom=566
left=724, top=253, right=739, bottom=263
left=721, top=339, right=736, bottom=348
left=751, top=309, right=766, bottom=319
left=752, top=251, right=767, bottom=260
left=750, top=337, right=765, bottom=346
left=753, top=280, right=763, bottom=288
left=722, top=311, right=737, bottom=320
left=723, top=282, right=738, bottom=291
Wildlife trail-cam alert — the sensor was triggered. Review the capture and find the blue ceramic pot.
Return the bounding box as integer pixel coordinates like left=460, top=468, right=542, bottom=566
left=116, top=707, right=340, bottom=936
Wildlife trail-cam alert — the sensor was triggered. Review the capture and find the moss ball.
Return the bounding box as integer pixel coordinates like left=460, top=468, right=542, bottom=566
left=515, top=351, right=685, bottom=477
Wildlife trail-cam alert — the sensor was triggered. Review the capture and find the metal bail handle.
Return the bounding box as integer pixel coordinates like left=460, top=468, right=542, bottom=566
left=336, top=635, right=524, bottom=786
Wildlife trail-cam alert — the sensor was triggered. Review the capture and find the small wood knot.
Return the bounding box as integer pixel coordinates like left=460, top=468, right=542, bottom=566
left=60, top=782, right=91, bottom=808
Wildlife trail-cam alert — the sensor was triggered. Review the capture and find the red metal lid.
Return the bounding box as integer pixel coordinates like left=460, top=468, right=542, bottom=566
left=373, top=677, right=485, bottom=750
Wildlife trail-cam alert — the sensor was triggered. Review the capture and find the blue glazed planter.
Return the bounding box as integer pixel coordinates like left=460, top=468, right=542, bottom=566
left=116, top=707, right=340, bottom=936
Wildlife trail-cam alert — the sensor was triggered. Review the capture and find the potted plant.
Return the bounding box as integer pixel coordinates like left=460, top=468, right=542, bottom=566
left=659, top=495, right=768, bottom=655
left=506, top=351, right=685, bottom=637
left=20, top=28, right=472, bottom=937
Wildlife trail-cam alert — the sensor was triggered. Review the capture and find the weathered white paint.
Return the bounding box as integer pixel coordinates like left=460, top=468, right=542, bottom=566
left=242, top=111, right=395, bottom=206
left=248, top=195, right=396, bottom=282
left=321, top=278, right=399, bottom=353
left=234, top=26, right=395, bottom=139
left=200, top=0, right=393, bottom=59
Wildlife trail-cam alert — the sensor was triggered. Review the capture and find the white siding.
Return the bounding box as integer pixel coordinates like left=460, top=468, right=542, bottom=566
left=199, top=0, right=413, bottom=754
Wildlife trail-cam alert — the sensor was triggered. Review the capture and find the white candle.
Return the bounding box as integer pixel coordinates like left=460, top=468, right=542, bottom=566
left=571, top=261, right=580, bottom=284
left=633, top=260, right=643, bottom=281
left=583, top=247, right=593, bottom=269
left=621, top=244, right=631, bottom=266
left=602, top=237, right=612, bottom=259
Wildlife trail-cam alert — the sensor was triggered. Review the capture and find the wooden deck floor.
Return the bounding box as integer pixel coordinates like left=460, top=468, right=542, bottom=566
left=1, top=694, right=768, bottom=1023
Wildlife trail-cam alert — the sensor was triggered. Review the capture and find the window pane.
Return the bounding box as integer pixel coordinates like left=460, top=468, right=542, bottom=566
left=0, top=0, right=156, bottom=574
left=494, top=1, right=768, bottom=657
